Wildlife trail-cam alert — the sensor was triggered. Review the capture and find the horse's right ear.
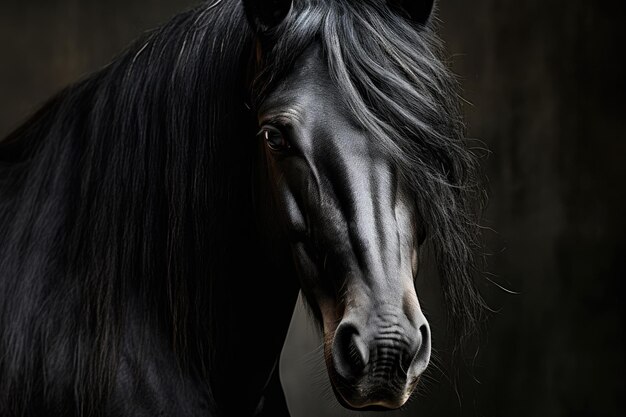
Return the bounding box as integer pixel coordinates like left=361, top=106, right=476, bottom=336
left=242, top=0, right=293, bottom=35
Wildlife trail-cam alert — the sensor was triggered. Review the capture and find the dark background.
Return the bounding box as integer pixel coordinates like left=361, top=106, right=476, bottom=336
left=0, top=0, right=623, bottom=416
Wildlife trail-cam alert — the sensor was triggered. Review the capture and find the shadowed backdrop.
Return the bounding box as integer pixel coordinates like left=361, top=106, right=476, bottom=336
left=0, top=0, right=623, bottom=416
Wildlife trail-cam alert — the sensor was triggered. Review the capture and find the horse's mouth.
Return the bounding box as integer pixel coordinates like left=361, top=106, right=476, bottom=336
left=328, top=375, right=417, bottom=410
left=325, top=358, right=420, bottom=410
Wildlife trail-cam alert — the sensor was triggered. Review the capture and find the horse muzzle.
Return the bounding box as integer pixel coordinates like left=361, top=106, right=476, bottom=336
left=325, top=303, right=431, bottom=410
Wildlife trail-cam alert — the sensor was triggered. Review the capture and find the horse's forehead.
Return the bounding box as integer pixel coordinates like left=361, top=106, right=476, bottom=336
left=290, top=43, right=327, bottom=81
left=262, top=44, right=337, bottom=112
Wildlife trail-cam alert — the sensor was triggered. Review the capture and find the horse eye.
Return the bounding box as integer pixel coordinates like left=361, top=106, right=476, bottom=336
left=258, top=126, right=290, bottom=152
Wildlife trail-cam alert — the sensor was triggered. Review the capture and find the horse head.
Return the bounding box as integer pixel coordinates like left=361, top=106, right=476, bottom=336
left=243, top=0, right=453, bottom=410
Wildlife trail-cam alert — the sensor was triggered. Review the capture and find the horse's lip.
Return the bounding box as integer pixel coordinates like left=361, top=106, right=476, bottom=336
left=327, top=368, right=411, bottom=411
left=329, top=382, right=407, bottom=411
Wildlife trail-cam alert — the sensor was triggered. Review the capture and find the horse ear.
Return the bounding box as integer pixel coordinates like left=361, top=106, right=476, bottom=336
left=242, top=0, right=293, bottom=35
left=389, top=0, right=435, bottom=26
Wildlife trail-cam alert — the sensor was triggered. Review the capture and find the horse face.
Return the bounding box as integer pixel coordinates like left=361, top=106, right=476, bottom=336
left=257, top=45, right=431, bottom=410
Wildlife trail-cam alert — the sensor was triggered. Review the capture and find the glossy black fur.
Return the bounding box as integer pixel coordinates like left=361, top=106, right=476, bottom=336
left=0, top=0, right=484, bottom=415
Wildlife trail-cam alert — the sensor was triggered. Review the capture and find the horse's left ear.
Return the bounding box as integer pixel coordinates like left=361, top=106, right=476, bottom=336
left=389, top=0, right=436, bottom=26
left=242, top=0, right=293, bottom=35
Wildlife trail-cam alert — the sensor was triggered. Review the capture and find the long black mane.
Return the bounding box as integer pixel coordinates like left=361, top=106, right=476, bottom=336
left=0, top=0, right=484, bottom=414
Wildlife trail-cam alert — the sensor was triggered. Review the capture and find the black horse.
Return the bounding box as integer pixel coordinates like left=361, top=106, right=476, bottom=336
left=0, top=0, right=484, bottom=415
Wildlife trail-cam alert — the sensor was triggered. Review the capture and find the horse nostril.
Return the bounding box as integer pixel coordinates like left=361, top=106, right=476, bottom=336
left=332, top=322, right=369, bottom=380
left=408, top=323, right=431, bottom=378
